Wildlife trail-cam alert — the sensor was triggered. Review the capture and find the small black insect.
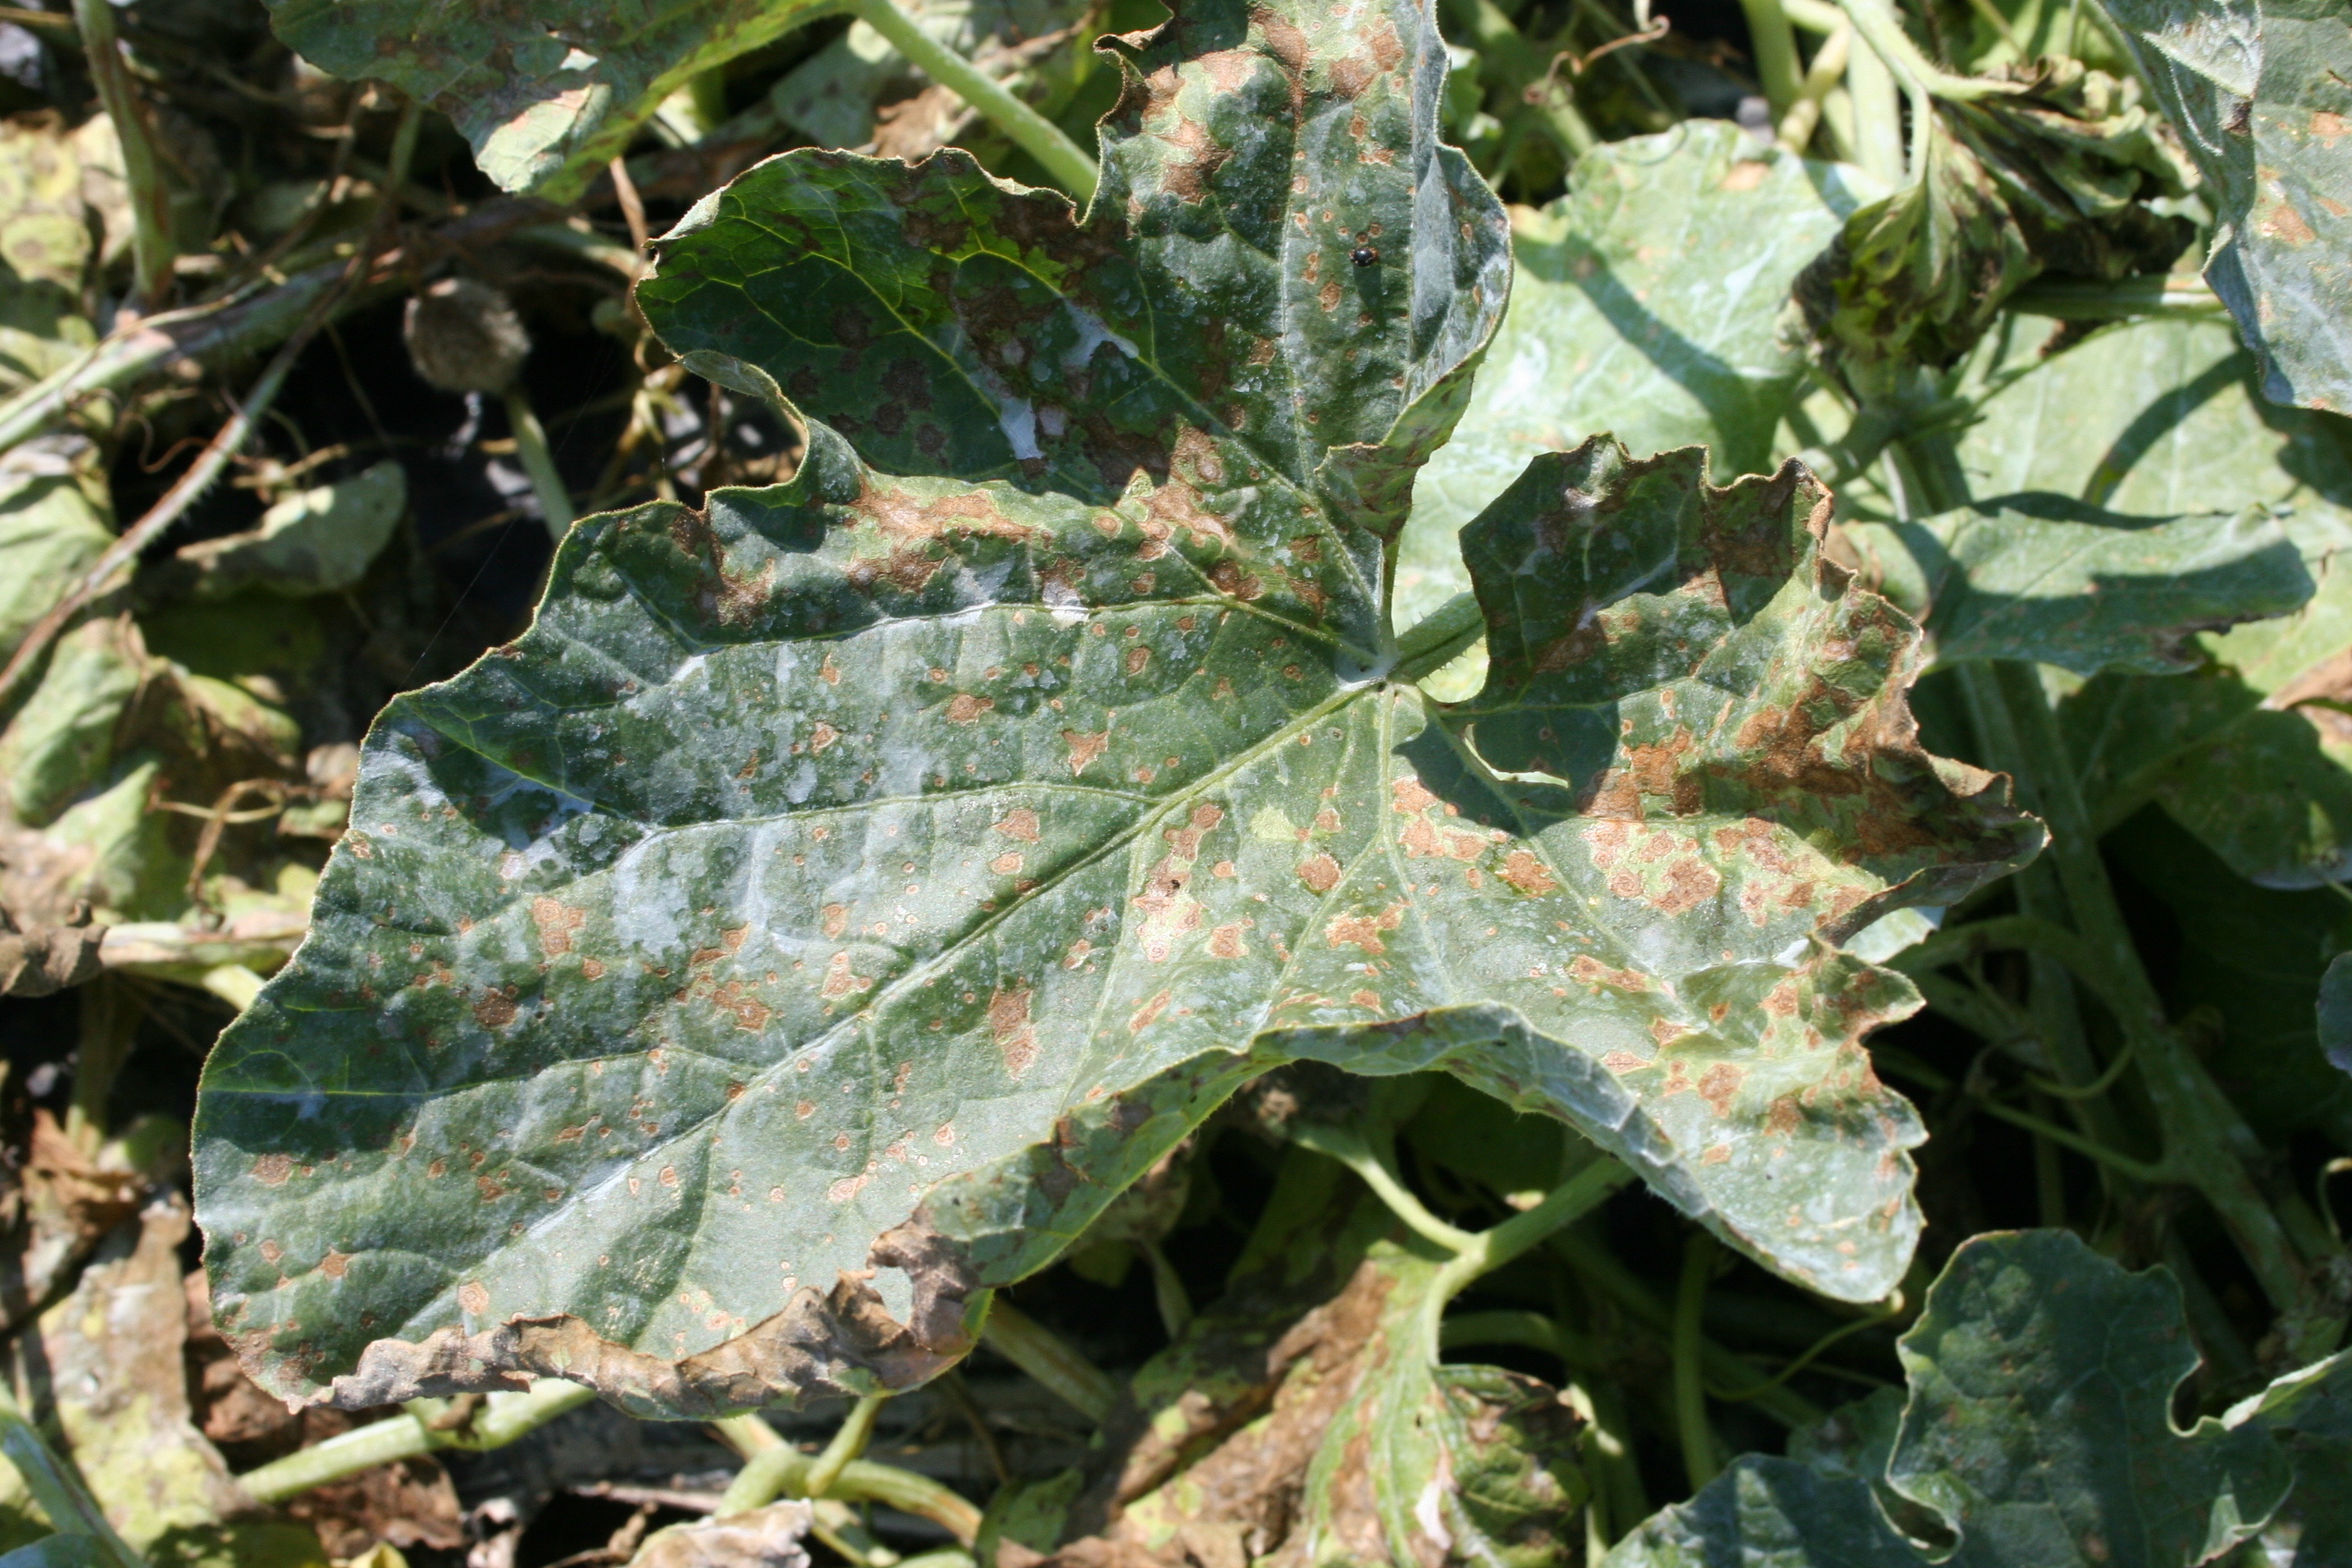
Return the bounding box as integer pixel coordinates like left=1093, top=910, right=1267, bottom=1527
left=1351, top=245, right=1379, bottom=268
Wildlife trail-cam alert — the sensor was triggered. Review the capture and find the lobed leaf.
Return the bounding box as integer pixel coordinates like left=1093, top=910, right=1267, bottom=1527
left=1395, top=121, right=1871, bottom=629
left=2106, top=0, right=2352, bottom=415
left=260, top=0, right=835, bottom=200
left=193, top=0, right=2035, bottom=1417
left=1606, top=1231, right=2295, bottom=1568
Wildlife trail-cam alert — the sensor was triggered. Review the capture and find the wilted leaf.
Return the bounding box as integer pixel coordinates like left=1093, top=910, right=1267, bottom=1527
left=1835, top=502, right=2311, bottom=674
left=0, top=437, right=113, bottom=655
left=155, top=462, right=407, bottom=602
left=261, top=0, right=834, bottom=199
left=0, top=906, right=104, bottom=998
left=1606, top=1230, right=2294, bottom=1568
left=2106, top=0, right=2352, bottom=415
left=7, top=1199, right=327, bottom=1568
left=1020, top=1157, right=1581, bottom=1568
left=1796, top=62, right=2192, bottom=395
left=193, top=0, right=2035, bottom=1421
left=1397, top=121, right=1869, bottom=627
left=0, top=616, right=143, bottom=829
left=0, top=1111, right=141, bottom=1339
left=633, top=1501, right=815, bottom=1568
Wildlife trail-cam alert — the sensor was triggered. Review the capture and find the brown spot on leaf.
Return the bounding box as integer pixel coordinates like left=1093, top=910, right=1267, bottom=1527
left=989, top=986, right=1037, bottom=1079
left=994, top=809, right=1041, bottom=842
left=1296, top=853, right=1342, bottom=893
left=1498, top=851, right=1558, bottom=896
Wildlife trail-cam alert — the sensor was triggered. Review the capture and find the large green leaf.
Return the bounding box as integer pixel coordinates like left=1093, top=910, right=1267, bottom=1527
left=1836, top=502, right=2310, bottom=674
left=261, top=0, right=834, bottom=200
left=193, top=0, right=2038, bottom=1417
left=1396, top=121, right=1869, bottom=628
left=1605, top=1230, right=2295, bottom=1568
left=1943, top=311, right=2352, bottom=882
left=2105, top=0, right=2352, bottom=416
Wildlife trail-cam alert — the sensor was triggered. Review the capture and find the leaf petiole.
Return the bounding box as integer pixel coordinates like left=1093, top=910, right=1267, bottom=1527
left=976, top=1298, right=1119, bottom=1422
left=845, top=0, right=1098, bottom=202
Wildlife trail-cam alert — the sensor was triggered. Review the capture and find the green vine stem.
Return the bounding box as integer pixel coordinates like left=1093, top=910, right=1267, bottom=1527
left=801, top=1393, right=886, bottom=1500
left=1832, top=0, right=2023, bottom=104
left=70, top=0, right=174, bottom=310
left=1775, top=19, right=1851, bottom=153
left=0, top=274, right=347, bottom=715
left=977, top=1298, right=1119, bottom=1422
left=1393, top=591, right=1487, bottom=684
left=1839, top=22, right=1905, bottom=186
left=1288, top=1121, right=1478, bottom=1252
left=0, top=1393, right=145, bottom=1568
left=845, top=0, right=1098, bottom=202
left=1738, top=0, right=1807, bottom=120
left=502, top=386, right=576, bottom=539
left=237, top=1380, right=597, bottom=1504
left=1672, top=1233, right=1720, bottom=1493
left=1550, top=1232, right=1826, bottom=1429
left=1959, top=659, right=2331, bottom=1344
left=705, top=1415, right=984, bottom=1545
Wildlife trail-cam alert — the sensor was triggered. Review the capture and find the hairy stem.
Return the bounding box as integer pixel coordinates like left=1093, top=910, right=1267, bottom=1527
left=1552, top=1231, right=1826, bottom=1428
left=1776, top=20, right=1852, bottom=153
left=802, top=1393, right=886, bottom=1500
left=847, top=0, right=1098, bottom=202
left=0, top=280, right=345, bottom=714
left=1839, top=1, right=1906, bottom=183
left=1393, top=591, right=1487, bottom=684
left=1290, top=1121, right=1478, bottom=1253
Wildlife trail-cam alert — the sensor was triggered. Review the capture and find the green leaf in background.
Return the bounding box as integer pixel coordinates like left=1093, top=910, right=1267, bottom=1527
left=150, top=461, right=406, bottom=602
left=1605, top=1230, right=2295, bottom=1568
left=2322, top=949, right=2352, bottom=1080
left=0, top=618, right=142, bottom=829
left=2106, top=809, right=2352, bottom=1151
left=1945, top=311, right=2352, bottom=884
left=2105, top=0, right=2352, bottom=416
left=1835, top=502, right=2311, bottom=674
left=260, top=0, right=835, bottom=199
left=193, top=0, right=2036, bottom=1419
left=2224, top=1350, right=2352, bottom=1566
left=1396, top=121, right=1870, bottom=628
